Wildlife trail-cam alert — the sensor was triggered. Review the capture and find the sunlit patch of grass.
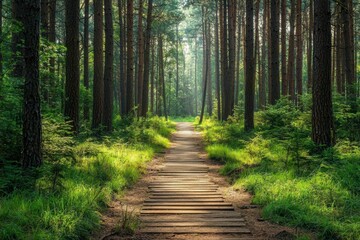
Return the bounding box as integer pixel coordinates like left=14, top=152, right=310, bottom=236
left=201, top=110, right=360, bottom=240
left=169, top=116, right=196, bottom=122
left=0, top=117, right=175, bottom=239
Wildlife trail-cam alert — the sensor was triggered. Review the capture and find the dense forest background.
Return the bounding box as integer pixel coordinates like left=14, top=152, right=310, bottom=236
left=0, top=0, right=359, bottom=239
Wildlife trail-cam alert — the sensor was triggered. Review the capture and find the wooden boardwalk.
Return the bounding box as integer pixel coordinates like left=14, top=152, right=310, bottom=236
left=139, top=123, right=252, bottom=239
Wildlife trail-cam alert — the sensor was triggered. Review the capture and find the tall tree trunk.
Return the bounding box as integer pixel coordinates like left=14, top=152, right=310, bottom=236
left=158, top=35, right=167, bottom=120
left=206, top=19, right=212, bottom=116
left=259, top=0, right=267, bottom=109
left=0, top=0, right=3, bottom=87
left=287, top=0, right=296, bottom=101
left=235, top=7, right=241, bottom=107
left=194, top=39, right=198, bottom=115
left=141, top=0, right=153, bottom=117
left=281, top=0, right=287, bottom=95
left=342, top=0, right=356, bottom=112
left=150, top=41, right=155, bottom=113
left=176, top=25, right=179, bottom=100
left=307, top=0, right=313, bottom=90
left=83, top=0, right=90, bottom=120
left=65, top=0, right=80, bottom=133
left=220, top=0, right=228, bottom=120
left=245, top=0, right=254, bottom=131
left=335, top=5, right=343, bottom=94
left=137, top=0, right=144, bottom=116
left=92, top=0, right=104, bottom=129
left=254, top=0, right=260, bottom=108
left=270, top=0, right=280, bottom=104
left=266, top=0, right=272, bottom=103
left=296, top=0, right=303, bottom=105
left=126, top=0, right=134, bottom=116
left=312, top=0, right=334, bottom=147
left=103, top=0, right=114, bottom=131
left=227, top=0, right=236, bottom=118
left=199, top=40, right=208, bottom=125
left=215, top=0, right=221, bottom=120
left=22, top=0, right=42, bottom=168
left=118, top=0, right=126, bottom=116
left=48, top=0, right=56, bottom=105
left=11, top=0, right=24, bottom=78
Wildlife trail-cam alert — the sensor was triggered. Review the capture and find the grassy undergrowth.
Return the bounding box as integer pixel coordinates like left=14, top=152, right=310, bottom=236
left=197, top=98, right=360, bottom=240
left=0, top=116, right=175, bottom=239
left=169, top=116, right=196, bottom=122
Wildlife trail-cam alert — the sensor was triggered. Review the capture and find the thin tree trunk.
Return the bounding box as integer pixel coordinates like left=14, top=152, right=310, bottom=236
left=296, top=0, right=303, bottom=105
left=227, top=0, right=236, bottom=117
left=118, top=0, right=126, bottom=116
left=254, top=0, right=260, bottom=108
left=307, top=0, right=313, bottom=90
left=281, top=0, right=287, bottom=95
left=126, top=0, right=134, bottom=116
left=158, top=35, right=167, bottom=120
left=65, top=0, right=80, bottom=133
left=83, top=0, right=90, bottom=120
left=150, top=41, right=155, bottom=113
left=141, top=0, right=153, bottom=117
left=287, top=0, right=296, bottom=101
left=92, top=0, right=104, bottom=129
left=245, top=0, right=254, bottom=131
left=220, top=0, right=228, bottom=120
left=137, top=0, right=144, bottom=116
left=22, top=0, right=42, bottom=168
left=0, top=0, right=3, bottom=87
left=215, top=0, right=221, bottom=120
left=270, top=0, right=280, bottom=104
left=206, top=19, right=212, bottom=116
left=235, top=6, right=241, bottom=107
left=103, top=0, right=114, bottom=131
left=259, top=0, right=267, bottom=109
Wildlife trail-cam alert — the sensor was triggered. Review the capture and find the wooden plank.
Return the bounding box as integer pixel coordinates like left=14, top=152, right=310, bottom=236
left=142, top=206, right=234, bottom=210
left=143, top=222, right=246, bottom=227
left=143, top=202, right=232, bottom=206
left=145, top=198, right=225, bottom=202
left=141, top=210, right=232, bottom=214
left=149, top=195, right=224, bottom=199
left=141, top=212, right=244, bottom=218
left=149, top=189, right=217, bottom=192
left=150, top=192, right=222, bottom=195
left=141, top=217, right=245, bottom=222
left=140, top=227, right=251, bottom=234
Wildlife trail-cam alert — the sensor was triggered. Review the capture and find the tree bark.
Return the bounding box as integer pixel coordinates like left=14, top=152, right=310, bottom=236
left=48, top=0, right=56, bottom=105
left=307, top=0, right=313, bottom=90
left=215, top=0, right=221, bottom=120
left=103, top=0, right=114, bottom=131
left=259, top=0, right=267, bottom=109
left=312, top=0, right=334, bottom=147
left=245, top=0, right=254, bottom=131
left=118, top=0, right=126, bottom=116
left=287, top=0, right=296, bottom=101
left=137, top=0, right=144, bottom=116
left=92, top=0, right=104, bottom=129
left=64, top=0, right=80, bottom=133
left=296, top=0, right=303, bottom=104
left=141, top=0, right=153, bottom=117
left=270, top=0, right=280, bottom=104
left=281, top=0, right=287, bottom=95
left=83, top=0, right=90, bottom=120
left=126, top=0, right=134, bottom=116
left=22, top=0, right=42, bottom=168
left=227, top=0, right=236, bottom=117
left=158, top=35, right=167, bottom=120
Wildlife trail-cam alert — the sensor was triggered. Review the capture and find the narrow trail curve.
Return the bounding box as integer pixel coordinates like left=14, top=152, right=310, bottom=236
left=139, top=122, right=255, bottom=240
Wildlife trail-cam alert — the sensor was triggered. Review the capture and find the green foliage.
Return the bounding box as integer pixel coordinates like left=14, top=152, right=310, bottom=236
left=0, top=117, right=174, bottom=239
left=201, top=100, right=360, bottom=239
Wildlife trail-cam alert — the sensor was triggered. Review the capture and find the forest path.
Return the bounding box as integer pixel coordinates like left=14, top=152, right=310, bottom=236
left=138, top=122, right=253, bottom=239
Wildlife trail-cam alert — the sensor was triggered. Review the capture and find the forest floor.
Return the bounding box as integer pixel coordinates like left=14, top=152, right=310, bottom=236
left=93, top=123, right=313, bottom=240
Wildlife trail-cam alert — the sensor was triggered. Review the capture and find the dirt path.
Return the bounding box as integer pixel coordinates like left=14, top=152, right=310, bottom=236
left=96, top=123, right=310, bottom=240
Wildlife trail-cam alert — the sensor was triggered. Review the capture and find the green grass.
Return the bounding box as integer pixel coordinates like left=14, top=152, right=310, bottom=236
left=198, top=101, right=360, bottom=240
left=169, top=116, right=196, bottom=122
left=0, top=116, right=175, bottom=239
